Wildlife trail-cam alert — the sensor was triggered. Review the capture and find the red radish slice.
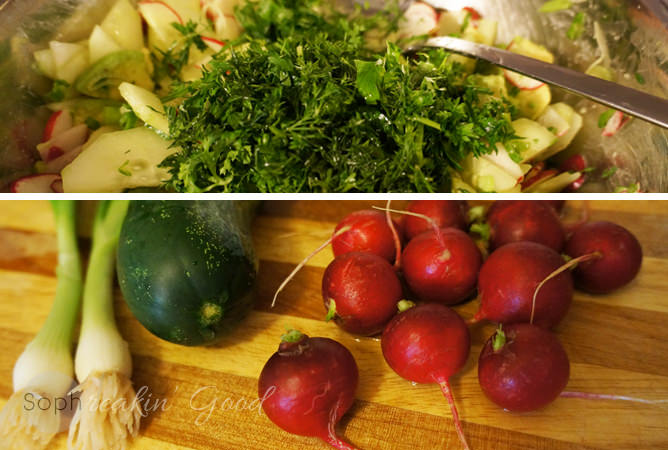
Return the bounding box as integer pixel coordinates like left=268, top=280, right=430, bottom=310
left=36, top=124, right=88, bottom=161
left=559, top=154, right=588, bottom=192
left=462, top=6, right=482, bottom=21
left=11, top=174, right=61, bottom=193
left=538, top=107, right=570, bottom=137
left=399, top=2, right=438, bottom=38
left=602, top=111, right=629, bottom=137
left=201, top=36, right=225, bottom=52
left=138, top=0, right=184, bottom=24
left=51, top=178, right=64, bottom=193
left=44, top=145, right=85, bottom=173
left=42, top=110, right=72, bottom=142
left=521, top=168, right=558, bottom=190
left=504, top=69, right=545, bottom=90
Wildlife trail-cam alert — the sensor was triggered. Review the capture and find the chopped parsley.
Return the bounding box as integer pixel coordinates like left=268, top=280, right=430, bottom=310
left=635, top=72, right=646, bottom=85
left=567, top=12, right=586, bottom=40
left=46, top=79, right=70, bottom=102
left=601, top=166, right=618, bottom=178
left=161, top=0, right=517, bottom=192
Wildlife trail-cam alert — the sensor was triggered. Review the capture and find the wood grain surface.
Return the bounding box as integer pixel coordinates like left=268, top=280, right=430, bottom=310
left=0, top=200, right=667, bottom=450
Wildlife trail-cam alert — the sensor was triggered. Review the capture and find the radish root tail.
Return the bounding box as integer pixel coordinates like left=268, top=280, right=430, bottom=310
left=439, top=380, right=471, bottom=450
left=323, top=400, right=361, bottom=450
left=385, top=200, right=403, bottom=270
left=530, top=252, right=602, bottom=324
left=271, top=226, right=351, bottom=308
left=561, top=391, right=668, bottom=405
left=372, top=206, right=444, bottom=245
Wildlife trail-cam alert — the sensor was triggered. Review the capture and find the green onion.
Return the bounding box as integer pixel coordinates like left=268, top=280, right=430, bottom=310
left=0, top=201, right=82, bottom=448
left=598, top=109, right=615, bottom=128
left=68, top=200, right=141, bottom=450
left=539, top=0, right=572, bottom=13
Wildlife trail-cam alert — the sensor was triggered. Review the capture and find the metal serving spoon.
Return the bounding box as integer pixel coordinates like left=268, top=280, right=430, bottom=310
left=405, top=35, right=668, bottom=130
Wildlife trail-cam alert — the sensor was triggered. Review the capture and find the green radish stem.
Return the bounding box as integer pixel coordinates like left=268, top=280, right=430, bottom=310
left=530, top=252, right=602, bottom=324
left=0, top=201, right=82, bottom=448
left=271, top=225, right=352, bottom=308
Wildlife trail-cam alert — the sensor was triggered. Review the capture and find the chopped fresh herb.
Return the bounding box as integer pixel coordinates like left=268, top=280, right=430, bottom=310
left=85, top=117, right=101, bottom=130
left=162, top=0, right=516, bottom=192
left=581, top=166, right=595, bottom=173
left=46, top=79, right=70, bottom=102
left=635, top=72, right=646, bottom=85
left=118, top=160, right=132, bottom=177
left=614, top=182, right=639, bottom=193
left=355, top=59, right=383, bottom=104
left=547, top=126, right=557, bottom=134
left=460, top=12, right=471, bottom=33
left=505, top=140, right=529, bottom=163
left=150, top=20, right=207, bottom=84
left=120, top=109, right=138, bottom=130
left=507, top=84, right=520, bottom=97
left=598, top=109, right=615, bottom=128
left=567, top=12, right=586, bottom=40
left=601, top=166, right=618, bottom=178
left=539, top=0, right=572, bottom=13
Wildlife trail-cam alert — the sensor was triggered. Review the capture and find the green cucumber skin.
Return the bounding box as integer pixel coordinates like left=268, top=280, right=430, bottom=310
left=117, top=201, right=259, bottom=346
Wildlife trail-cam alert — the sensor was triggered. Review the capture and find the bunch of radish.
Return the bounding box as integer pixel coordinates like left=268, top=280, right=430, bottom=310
left=261, top=200, right=645, bottom=450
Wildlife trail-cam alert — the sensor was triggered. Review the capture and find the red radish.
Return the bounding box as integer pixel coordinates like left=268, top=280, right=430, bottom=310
left=402, top=227, right=481, bottom=305
left=478, top=323, right=569, bottom=412
left=322, top=252, right=402, bottom=335
left=258, top=330, right=360, bottom=450
left=332, top=210, right=402, bottom=264
left=382, top=303, right=471, bottom=450
left=473, top=241, right=574, bottom=328
left=602, top=111, right=630, bottom=137
left=11, top=174, right=61, bottom=193
left=504, top=70, right=545, bottom=90
left=560, top=154, right=588, bottom=192
left=42, top=110, right=72, bottom=142
left=51, top=178, right=64, bottom=193
left=138, top=1, right=184, bottom=24
left=463, top=6, right=482, bottom=21
left=36, top=124, right=88, bottom=161
left=403, top=200, right=468, bottom=241
left=521, top=166, right=558, bottom=190
left=44, top=144, right=84, bottom=173
left=201, top=36, right=225, bottom=52
left=486, top=200, right=566, bottom=251
left=545, top=200, right=566, bottom=214
left=564, top=221, right=642, bottom=294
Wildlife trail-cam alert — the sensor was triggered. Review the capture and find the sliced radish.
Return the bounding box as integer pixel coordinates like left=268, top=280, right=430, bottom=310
left=520, top=161, right=546, bottom=189
left=51, top=178, right=64, bottom=193
left=521, top=168, right=558, bottom=191
left=398, top=2, right=438, bottom=38
left=602, top=111, right=630, bottom=137
left=44, top=145, right=85, bottom=173
left=36, top=124, right=88, bottom=161
left=201, top=36, right=225, bottom=52
left=42, top=110, right=73, bottom=142
left=11, top=174, right=61, bottom=193
left=139, top=1, right=184, bottom=50
left=462, top=6, right=482, bottom=21
left=537, top=105, right=570, bottom=137
left=200, top=0, right=238, bottom=21
left=504, top=69, right=545, bottom=90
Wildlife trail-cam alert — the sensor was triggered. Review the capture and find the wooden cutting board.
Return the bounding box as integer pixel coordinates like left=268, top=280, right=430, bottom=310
left=1, top=200, right=667, bottom=450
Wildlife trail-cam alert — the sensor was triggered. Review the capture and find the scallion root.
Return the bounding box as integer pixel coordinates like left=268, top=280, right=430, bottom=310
left=67, top=372, right=141, bottom=450
left=0, top=389, right=61, bottom=450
